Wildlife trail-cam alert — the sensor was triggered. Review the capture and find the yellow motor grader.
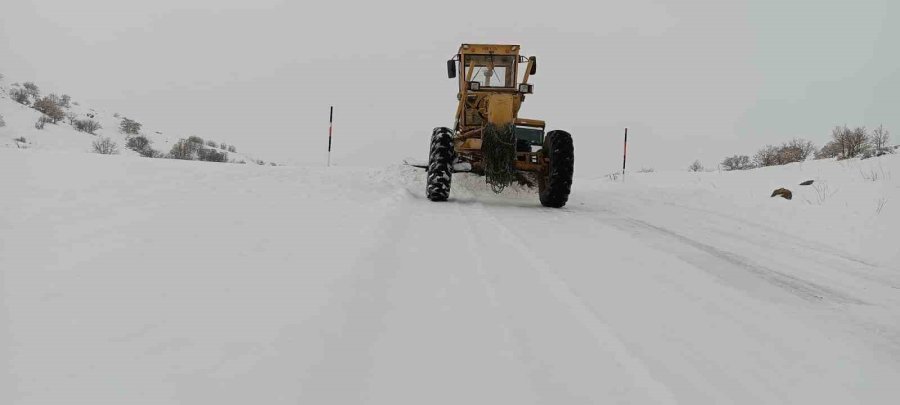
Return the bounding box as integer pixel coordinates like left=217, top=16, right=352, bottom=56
left=426, top=44, right=574, bottom=207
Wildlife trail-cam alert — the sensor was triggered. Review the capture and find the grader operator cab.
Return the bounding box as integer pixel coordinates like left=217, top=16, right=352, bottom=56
left=426, top=44, right=574, bottom=208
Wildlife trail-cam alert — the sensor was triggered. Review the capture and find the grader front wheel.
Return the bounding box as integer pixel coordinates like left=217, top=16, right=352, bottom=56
left=538, top=130, right=574, bottom=208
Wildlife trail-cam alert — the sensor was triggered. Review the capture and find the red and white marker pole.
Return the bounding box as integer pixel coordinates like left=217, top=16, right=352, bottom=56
left=327, top=106, right=333, bottom=167
left=622, top=127, right=628, bottom=182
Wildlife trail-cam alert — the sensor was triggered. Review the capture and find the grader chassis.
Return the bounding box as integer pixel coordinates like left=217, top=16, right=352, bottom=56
left=426, top=44, right=574, bottom=208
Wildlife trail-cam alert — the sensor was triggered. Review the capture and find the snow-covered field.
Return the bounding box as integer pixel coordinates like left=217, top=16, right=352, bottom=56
left=2, top=143, right=898, bottom=403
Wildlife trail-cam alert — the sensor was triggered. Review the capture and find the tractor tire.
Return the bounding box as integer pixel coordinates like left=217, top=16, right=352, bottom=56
left=538, top=130, right=574, bottom=208
left=426, top=127, right=454, bottom=201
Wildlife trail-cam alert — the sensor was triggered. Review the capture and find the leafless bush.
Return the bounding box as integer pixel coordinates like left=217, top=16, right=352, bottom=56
left=187, top=136, right=204, bottom=145
left=198, top=148, right=228, bottom=162
left=57, top=94, right=71, bottom=108
left=119, top=117, right=142, bottom=135
left=205, top=140, right=217, bottom=148
left=826, top=125, right=870, bottom=159
left=33, top=97, right=65, bottom=123
left=34, top=115, right=53, bottom=129
left=169, top=139, right=200, bottom=160
left=92, top=137, right=119, bottom=154
left=778, top=138, right=815, bottom=163
left=721, top=155, right=753, bottom=171
left=871, top=125, right=893, bottom=156
left=227, top=145, right=236, bottom=153
left=0, top=113, right=5, bottom=127
left=73, top=119, right=102, bottom=134
left=816, top=140, right=842, bottom=159
left=9, top=88, right=30, bottom=105
left=810, top=182, right=838, bottom=205
left=754, top=145, right=780, bottom=167
left=219, top=142, right=227, bottom=150
left=22, top=82, right=40, bottom=99
left=637, top=167, right=655, bottom=173
left=14, top=136, right=27, bottom=143
left=688, top=160, right=704, bottom=172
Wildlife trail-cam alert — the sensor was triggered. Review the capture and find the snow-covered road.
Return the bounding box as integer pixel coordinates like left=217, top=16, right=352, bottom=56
left=2, top=149, right=899, bottom=404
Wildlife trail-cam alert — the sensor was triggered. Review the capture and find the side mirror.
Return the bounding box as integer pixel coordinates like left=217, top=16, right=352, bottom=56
left=447, top=59, right=457, bottom=79
left=529, top=56, right=537, bottom=75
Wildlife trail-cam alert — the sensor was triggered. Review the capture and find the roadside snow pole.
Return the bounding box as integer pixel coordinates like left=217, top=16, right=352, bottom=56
left=622, top=128, right=628, bottom=182
left=327, top=106, right=334, bottom=167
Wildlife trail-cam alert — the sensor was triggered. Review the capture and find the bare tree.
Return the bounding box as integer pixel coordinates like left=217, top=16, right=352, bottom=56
left=754, top=145, right=780, bottom=167
left=688, top=160, right=704, bottom=172
left=777, top=138, right=815, bottom=163
left=721, top=155, right=753, bottom=170
left=92, top=137, right=119, bottom=154
left=829, top=125, right=869, bottom=159
left=871, top=125, right=892, bottom=155
left=33, top=97, right=65, bottom=123
left=169, top=139, right=201, bottom=160
left=57, top=94, right=71, bottom=108
left=119, top=118, right=142, bottom=135
left=22, top=82, right=40, bottom=99
left=9, top=88, right=30, bottom=105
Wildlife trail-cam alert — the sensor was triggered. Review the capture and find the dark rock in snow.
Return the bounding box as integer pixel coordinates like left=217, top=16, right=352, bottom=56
left=771, top=188, right=793, bottom=200
left=800, top=180, right=814, bottom=186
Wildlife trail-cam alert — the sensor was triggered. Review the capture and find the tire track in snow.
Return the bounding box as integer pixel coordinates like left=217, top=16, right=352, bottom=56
left=294, top=188, right=414, bottom=403
left=457, top=198, right=678, bottom=404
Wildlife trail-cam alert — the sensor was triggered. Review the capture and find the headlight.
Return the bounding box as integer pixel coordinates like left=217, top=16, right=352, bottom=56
left=468, top=81, right=481, bottom=91
left=518, top=83, right=533, bottom=94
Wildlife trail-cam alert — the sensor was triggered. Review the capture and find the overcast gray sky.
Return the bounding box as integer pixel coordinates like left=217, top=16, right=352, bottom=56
left=2, top=0, right=897, bottom=173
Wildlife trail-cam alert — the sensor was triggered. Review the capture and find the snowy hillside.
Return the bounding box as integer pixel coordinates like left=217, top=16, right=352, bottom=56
left=0, top=76, right=269, bottom=164
left=2, top=144, right=899, bottom=403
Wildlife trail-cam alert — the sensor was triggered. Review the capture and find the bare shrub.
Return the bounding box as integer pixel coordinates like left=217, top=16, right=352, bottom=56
left=57, top=94, right=71, bottom=108
left=871, top=125, right=893, bottom=156
left=14, top=136, right=26, bottom=143
left=92, top=137, right=119, bottom=154
left=34, top=115, right=53, bottom=129
left=33, top=97, right=65, bottom=123
left=74, top=119, right=102, bottom=134
left=827, top=125, right=870, bottom=159
left=119, top=118, right=142, bottom=135
left=22, top=82, right=40, bottom=99
left=187, top=136, right=204, bottom=145
left=227, top=145, right=236, bottom=153
left=721, top=155, right=753, bottom=171
left=777, top=138, right=815, bottom=163
left=205, top=140, right=218, bottom=148
left=816, top=140, right=842, bottom=159
left=219, top=142, right=227, bottom=150
left=688, top=160, right=703, bottom=172
left=0, top=114, right=5, bottom=128
left=9, top=88, right=30, bottom=105
left=198, top=148, right=228, bottom=162
left=126, top=135, right=150, bottom=151
left=169, top=139, right=200, bottom=160
left=637, top=167, right=655, bottom=173
left=754, top=145, right=780, bottom=167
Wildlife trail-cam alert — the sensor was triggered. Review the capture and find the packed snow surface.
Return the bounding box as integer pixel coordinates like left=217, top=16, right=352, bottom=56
left=2, top=148, right=899, bottom=404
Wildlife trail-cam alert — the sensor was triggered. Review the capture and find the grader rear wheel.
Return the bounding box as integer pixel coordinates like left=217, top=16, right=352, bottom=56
left=426, top=127, right=454, bottom=202
left=538, top=130, right=574, bottom=208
